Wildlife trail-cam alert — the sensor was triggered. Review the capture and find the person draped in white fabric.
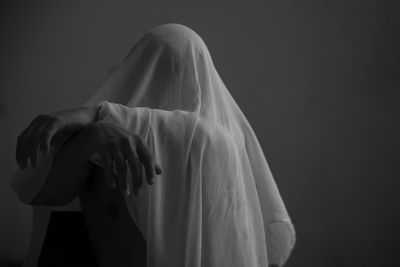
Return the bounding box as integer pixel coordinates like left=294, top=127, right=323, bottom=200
left=13, top=23, right=295, bottom=267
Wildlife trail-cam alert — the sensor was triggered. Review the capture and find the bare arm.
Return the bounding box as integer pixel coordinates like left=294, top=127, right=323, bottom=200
left=30, top=125, right=97, bottom=206
left=16, top=103, right=102, bottom=169
left=30, top=120, right=162, bottom=206
left=12, top=103, right=103, bottom=205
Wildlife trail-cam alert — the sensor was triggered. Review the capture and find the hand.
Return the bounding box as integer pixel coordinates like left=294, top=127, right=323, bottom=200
left=15, top=105, right=99, bottom=169
left=16, top=113, right=68, bottom=169
left=87, top=121, right=162, bottom=197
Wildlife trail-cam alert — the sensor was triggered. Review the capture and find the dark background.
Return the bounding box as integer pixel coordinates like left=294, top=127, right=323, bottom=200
left=1, top=0, right=399, bottom=266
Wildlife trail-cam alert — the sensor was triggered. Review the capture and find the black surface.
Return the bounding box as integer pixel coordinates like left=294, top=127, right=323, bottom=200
left=38, top=211, right=97, bottom=267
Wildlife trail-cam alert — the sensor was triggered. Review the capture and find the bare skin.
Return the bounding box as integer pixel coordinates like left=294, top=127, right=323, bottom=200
left=16, top=105, right=162, bottom=205
left=15, top=106, right=279, bottom=267
left=16, top=105, right=101, bottom=169
left=26, top=121, right=150, bottom=265
left=15, top=106, right=161, bottom=266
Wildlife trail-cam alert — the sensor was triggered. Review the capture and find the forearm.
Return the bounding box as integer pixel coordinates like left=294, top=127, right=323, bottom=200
left=57, top=104, right=101, bottom=127
left=54, top=104, right=102, bottom=136
left=46, top=104, right=103, bottom=153
left=31, top=126, right=97, bottom=206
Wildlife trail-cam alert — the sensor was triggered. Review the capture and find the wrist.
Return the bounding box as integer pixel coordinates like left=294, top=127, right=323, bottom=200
left=52, top=104, right=100, bottom=131
left=79, top=123, right=101, bottom=154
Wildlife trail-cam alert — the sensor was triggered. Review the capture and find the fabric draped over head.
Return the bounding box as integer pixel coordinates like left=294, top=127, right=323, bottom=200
left=13, top=24, right=295, bottom=267
left=86, top=23, right=295, bottom=267
left=13, top=23, right=295, bottom=267
left=87, top=24, right=242, bottom=128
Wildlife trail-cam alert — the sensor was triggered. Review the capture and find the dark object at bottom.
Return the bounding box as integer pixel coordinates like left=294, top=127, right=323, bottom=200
left=38, top=211, right=97, bottom=267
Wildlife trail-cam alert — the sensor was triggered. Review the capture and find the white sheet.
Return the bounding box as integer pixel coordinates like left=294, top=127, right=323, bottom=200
left=12, top=23, right=295, bottom=266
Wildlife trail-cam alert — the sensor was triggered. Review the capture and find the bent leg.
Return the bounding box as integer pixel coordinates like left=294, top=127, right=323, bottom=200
left=79, top=165, right=146, bottom=267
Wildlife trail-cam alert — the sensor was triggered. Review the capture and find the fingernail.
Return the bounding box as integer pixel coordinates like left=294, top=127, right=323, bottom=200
left=150, top=178, right=155, bottom=185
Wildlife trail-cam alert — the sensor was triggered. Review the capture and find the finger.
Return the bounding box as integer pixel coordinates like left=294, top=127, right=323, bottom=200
left=28, top=146, right=39, bottom=168
left=129, top=152, right=143, bottom=194
left=132, top=152, right=143, bottom=195
left=16, top=135, right=28, bottom=169
left=39, top=122, right=59, bottom=155
left=117, top=160, right=129, bottom=196
left=26, top=126, right=45, bottom=168
left=127, top=149, right=143, bottom=195
left=16, top=121, right=39, bottom=169
left=124, top=150, right=139, bottom=192
left=134, top=164, right=144, bottom=196
left=136, top=137, right=156, bottom=185
left=39, top=131, right=51, bottom=155
left=29, top=119, right=54, bottom=167
left=120, top=138, right=145, bottom=192
left=119, top=138, right=137, bottom=194
left=48, top=117, right=71, bottom=148
left=35, top=118, right=55, bottom=155
left=126, top=166, right=134, bottom=198
left=155, top=163, right=163, bottom=175
left=109, top=143, right=128, bottom=196
left=22, top=115, right=51, bottom=168
left=100, top=152, right=116, bottom=189
left=120, top=138, right=143, bottom=194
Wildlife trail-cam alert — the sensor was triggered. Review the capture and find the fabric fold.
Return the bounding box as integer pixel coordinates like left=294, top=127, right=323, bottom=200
left=12, top=23, right=295, bottom=266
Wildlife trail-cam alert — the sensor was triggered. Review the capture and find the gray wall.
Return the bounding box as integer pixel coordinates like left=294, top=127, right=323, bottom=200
left=1, top=0, right=399, bottom=266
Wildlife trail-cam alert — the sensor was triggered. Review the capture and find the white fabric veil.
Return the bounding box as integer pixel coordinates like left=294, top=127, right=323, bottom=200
left=12, top=23, right=295, bottom=266
left=86, top=23, right=296, bottom=266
